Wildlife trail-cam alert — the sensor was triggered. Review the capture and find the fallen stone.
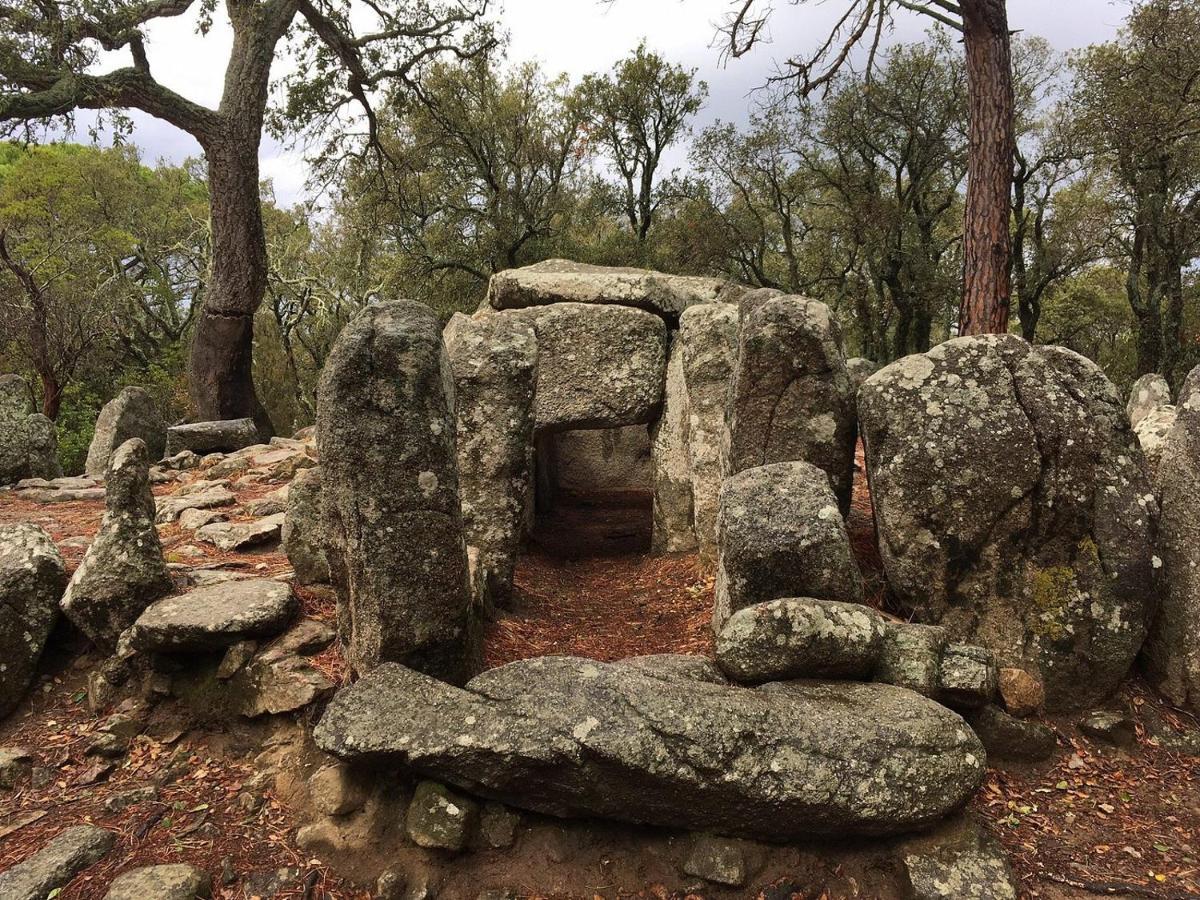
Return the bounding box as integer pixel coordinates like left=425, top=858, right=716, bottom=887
left=215, top=640, right=258, bottom=679
left=130, top=579, right=297, bottom=653
left=103, top=784, right=158, bottom=813
left=318, top=301, right=473, bottom=680
left=282, top=467, right=329, bottom=585
left=683, top=833, right=748, bottom=887
left=715, top=461, right=863, bottom=631
left=725, top=291, right=857, bottom=511
left=715, top=597, right=884, bottom=683
left=966, top=705, right=1057, bottom=762
left=315, top=656, right=985, bottom=840
left=155, top=485, right=237, bottom=524
left=407, top=780, right=478, bottom=851
left=104, top=863, right=211, bottom=900
left=244, top=486, right=289, bottom=517
left=0, top=746, right=33, bottom=788
left=997, top=668, right=1044, bottom=718
left=163, top=450, right=201, bottom=470
left=938, top=644, right=998, bottom=710
left=195, top=513, right=285, bottom=552
left=1079, top=710, right=1137, bottom=749
left=859, top=336, right=1158, bottom=710
left=0, top=524, right=66, bottom=718
left=61, top=440, right=174, bottom=650
left=178, top=507, right=227, bottom=531
left=875, top=622, right=947, bottom=698
left=1127, top=372, right=1171, bottom=428
left=165, top=418, right=259, bottom=456
left=0, top=824, right=115, bottom=900
left=85, top=387, right=166, bottom=479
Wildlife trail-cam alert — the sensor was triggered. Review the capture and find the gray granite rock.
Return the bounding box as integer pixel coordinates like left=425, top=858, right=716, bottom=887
left=0, top=524, right=66, bottom=718
left=282, top=467, right=329, bottom=585
left=875, top=622, right=948, bottom=698
left=1127, top=372, right=1171, bottom=428
left=407, top=780, right=478, bottom=851
left=104, top=864, right=211, bottom=900
left=0, top=825, right=114, bottom=900
left=130, top=579, right=296, bottom=653
left=195, top=513, right=285, bottom=552
left=938, top=644, right=999, bottom=710
left=85, top=387, right=166, bottom=478
left=165, top=418, right=259, bottom=456
left=650, top=334, right=697, bottom=552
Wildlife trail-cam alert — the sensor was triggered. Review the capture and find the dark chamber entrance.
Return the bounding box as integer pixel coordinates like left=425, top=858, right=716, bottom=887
left=530, top=425, right=654, bottom=558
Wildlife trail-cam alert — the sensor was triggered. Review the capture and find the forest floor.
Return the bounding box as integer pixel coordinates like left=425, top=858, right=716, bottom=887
left=1, top=448, right=1199, bottom=898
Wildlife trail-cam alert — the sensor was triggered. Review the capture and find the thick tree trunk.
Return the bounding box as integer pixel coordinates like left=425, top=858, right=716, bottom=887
left=189, top=142, right=274, bottom=437
left=958, top=0, right=1015, bottom=337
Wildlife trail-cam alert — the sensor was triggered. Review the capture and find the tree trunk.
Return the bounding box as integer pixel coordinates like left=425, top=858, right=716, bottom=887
left=958, top=0, right=1015, bottom=337
left=188, top=142, right=274, bottom=437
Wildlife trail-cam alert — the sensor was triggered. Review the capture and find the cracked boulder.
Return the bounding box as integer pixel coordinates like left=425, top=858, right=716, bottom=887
left=61, top=439, right=173, bottom=650
left=1127, top=372, right=1171, bottom=428
left=85, top=387, right=166, bottom=479
left=315, top=656, right=984, bottom=841
left=724, top=291, right=857, bottom=512
left=444, top=313, right=537, bottom=608
left=318, top=301, right=472, bottom=680
left=0, top=523, right=66, bottom=719
left=859, top=335, right=1158, bottom=710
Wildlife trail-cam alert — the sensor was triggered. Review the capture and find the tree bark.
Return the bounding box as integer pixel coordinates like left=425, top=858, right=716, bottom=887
left=957, top=0, right=1015, bottom=337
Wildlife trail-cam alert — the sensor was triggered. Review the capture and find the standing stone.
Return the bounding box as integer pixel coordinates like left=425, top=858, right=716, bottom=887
left=1134, top=403, right=1178, bottom=488
left=85, top=387, right=166, bottom=478
left=1, top=403, right=61, bottom=485
left=502, top=302, right=667, bottom=431
left=444, top=313, right=537, bottom=608
left=859, top=335, right=1158, bottom=710
left=724, top=291, right=857, bottom=512
left=1142, top=396, right=1200, bottom=713
left=0, top=524, right=65, bottom=719
left=0, top=373, right=31, bottom=420
left=61, top=439, right=173, bottom=650
left=845, top=357, right=880, bottom=393
left=1127, top=372, right=1171, bottom=428
left=318, top=301, right=473, bottom=681
left=715, top=461, right=863, bottom=631
left=680, top=303, right=739, bottom=564
left=283, top=467, right=329, bottom=585
left=651, top=335, right=696, bottom=552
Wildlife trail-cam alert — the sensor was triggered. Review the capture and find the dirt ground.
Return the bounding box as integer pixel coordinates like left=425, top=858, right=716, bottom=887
left=2, top=452, right=1200, bottom=898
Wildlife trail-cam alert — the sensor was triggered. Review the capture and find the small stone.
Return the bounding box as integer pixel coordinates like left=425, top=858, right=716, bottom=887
left=966, top=705, right=1057, bottom=762
left=178, top=507, right=227, bottom=531
left=195, top=513, right=285, bottom=552
left=375, top=868, right=407, bottom=900
left=86, top=732, right=129, bottom=759
left=0, top=747, right=34, bottom=789
left=221, top=856, right=236, bottom=885
left=216, top=640, right=259, bottom=679
left=997, top=668, right=1044, bottom=718
left=406, top=780, right=478, bottom=851
left=0, top=824, right=115, bottom=900
left=903, top=847, right=1017, bottom=899
left=475, top=802, right=519, bottom=849
left=938, top=644, right=999, bottom=710
left=1079, top=710, right=1137, bottom=749
left=103, top=784, right=158, bottom=813
left=104, top=863, right=211, bottom=900
left=308, top=763, right=368, bottom=816
left=682, top=833, right=748, bottom=887
left=874, top=622, right=947, bottom=697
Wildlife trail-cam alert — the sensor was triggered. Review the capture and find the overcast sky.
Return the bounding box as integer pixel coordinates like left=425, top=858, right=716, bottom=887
left=93, top=0, right=1131, bottom=206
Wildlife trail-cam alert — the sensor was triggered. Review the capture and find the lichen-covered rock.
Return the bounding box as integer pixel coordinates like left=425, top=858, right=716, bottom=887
left=406, top=780, right=478, bottom=851
left=1079, top=710, right=1137, bottom=748
left=875, top=622, right=947, bottom=698
left=724, top=291, right=857, bottom=511
left=0, top=524, right=66, bottom=719
left=1179, top=363, right=1200, bottom=409
left=900, top=816, right=1018, bottom=900
left=1135, top=403, right=1178, bottom=486
left=651, top=334, right=696, bottom=552
left=130, top=579, right=296, bottom=653
left=0, top=824, right=114, bottom=900
left=85, top=387, right=166, bottom=478
left=104, top=864, right=210, bottom=900
left=0, top=373, right=31, bottom=420
left=859, top=336, right=1158, bottom=710
left=683, top=834, right=748, bottom=887
left=318, top=301, right=473, bottom=681
left=0, top=412, right=61, bottom=485
left=315, top=656, right=985, bottom=840
left=444, top=313, right=537, bottom=608
left=60, top=440, right=173, bottom=650
left=500, top=302, right=667, bottom=431
left=846, top=357, right=880, bottom=393
left=716, top=597, right=884, bottom=683
left=965, top=705, right=1057, bottom=761
left=283, top=467, right=329, bottom=585
left=1142, top=397, right=1200, bottom=713
left=680, top=303, right=739, bottom=564
left=714, top=461, right=863, bottom=631
left=938, top=644, right=998, bottom=710
left=1127, top=372, right=1171, bottom=428
left=484, top=259, right=739, bottom=321
left=165, top=418, right=259, bottom=456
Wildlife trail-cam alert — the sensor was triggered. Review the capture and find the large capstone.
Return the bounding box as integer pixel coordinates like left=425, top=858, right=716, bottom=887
left=484, top=259, right=739, bottom=321
left=0, top=524, right=66, bottom=719
left=859, top=335, right=1158, bottom=710
left=84, top=387, right=166, bottom=478
left=164, top=418, right=259, bottom=456
left=61, top=439, right=173, bottom=650
left=715, top=461, right=863, bottom=632
left=318, top=301, right=473, bottom=681
left=315, top=656, right=984, bottom=841
left=1142, top=396, right=1200, bottom=713
left=444, top=313, right=537, bottom=608
left=680, top=303, right=739, bottom=563
left=283, top=467, right=330, bottom=585
left=651, top=334, right=696, bottom=552
left=1127, top=372, right=1171, bottom=428
left=724, top=291, right=857, bottom=511
left=499, top=302, right=667, bottom=431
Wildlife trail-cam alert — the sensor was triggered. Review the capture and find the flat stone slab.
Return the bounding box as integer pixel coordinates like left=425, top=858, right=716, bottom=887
left=155, top=485, right=237, bottom=524
left=130, top=579, right=297, bottom=653
left=195, top=513, right=285, bottom=552
left=0, top=824, right=114, bottom=900
left=315, top=656, right=984, bottom=840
